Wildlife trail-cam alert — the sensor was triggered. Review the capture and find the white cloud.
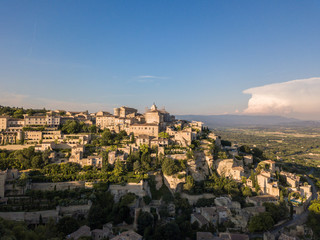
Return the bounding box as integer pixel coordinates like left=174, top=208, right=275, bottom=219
left=137, top=75, right=168, bottom=79
left=243, top=77, right=320, bottom=120
left=134, top=75, right=169, bottom=83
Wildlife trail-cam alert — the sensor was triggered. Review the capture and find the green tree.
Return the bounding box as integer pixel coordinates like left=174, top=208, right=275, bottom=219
left=140, top=144, right=149, bottom=154
left=31, top=155, right=43, bottom=169
left=248, top=212, right=274, bottom=232
left=307, top=200, right=320, bottom=237
left=57, top=216, right=79, bottom=235
left=162, top=158, right=181, bottom=176
left=263, top=202, right=288, bottom=223
left=137, top=211, right=154, bottom=235
left=13, top=109, right=24, bottom=119
left=158, top=132, right=170, bottom=139
left=133, top=161, right=141, bottom=174
left=89, top=124, right=97, bottom=133
left=239, top=145, right=251, bottom=154
left=113, top=160, right=125, bottom=177
left=61, top=120, right=80, bottom=134
left=242, top=186, right=252, bottom=197
left=184, top=175, right=195, bottom=191
left=154, top=222, right=181, bottom=240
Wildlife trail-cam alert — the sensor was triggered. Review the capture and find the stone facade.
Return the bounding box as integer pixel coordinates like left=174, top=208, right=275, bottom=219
left=114, top=106, right=137, bottom=118
left=24, top=114, right=60, bottom=127
left=260, top=160, right=276, bottom=173
left=24, top=131, right=42, bottom=143
left=281, top=171, right=300, bottom=188
left=129, top=123, right=159, bottom=138
left=0, top=131, right=23, bottom=144
left=0, top=116, right=8, bottom=130
left=35, top=142, right=56, bottom=151
left=231, top=166, right=245, bottom=181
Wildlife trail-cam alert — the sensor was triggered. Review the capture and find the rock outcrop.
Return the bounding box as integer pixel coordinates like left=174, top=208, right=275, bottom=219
left=163, top=173, right=186, bottom=193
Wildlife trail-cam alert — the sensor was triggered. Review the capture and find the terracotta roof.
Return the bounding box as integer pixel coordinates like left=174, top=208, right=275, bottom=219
left=220, top=233, right=249, bottom=240
left=131, top=123, right=159, bottom=126
left=193, top=213, right=209, bottom=225
left=197, top=232, right=216, bottom=240
left=262, top=160, right=275, bottom=164
left=25, top=115, right=46, bottom=118
left=201, top=207, right=217, bottom=216
left=111, top=230, right=142, bottom=240
left=67, top=225, right=91, bottom=240
left=137, top=134, right=151, bottom=139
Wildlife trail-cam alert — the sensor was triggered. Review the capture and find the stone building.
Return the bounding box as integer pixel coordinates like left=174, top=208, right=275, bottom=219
left=281, top=171, right=300, bottom=188
left=0, top=131, right=23, bottom=144
left=135, top=134, right=153, bottom=146
left=196, top=232, right=216, bottom=240
left=256, top=171, right=280, bottom=197
left=260, top=160, right=276, bottom=173
left=64, top=111, right=90, bottom=120
left=24, top=114, right=60, bottom=127
left=63, top=134, right=91, bottom=145
left=96, top=108, right=137, bottom=133
left=299, top=184, right=312, bottom=199
left=35, top=142, right=56, bottom=152
left=0, top=169, right=20, bottom=198
left=230, top=166, right=245, bottom=181
left=42, top=130, right=62, bottom=142
left=67, top=225, right=91, bottom=240
left=191, top=213, right=209, bottom=228
left=166, top=126, right=194, bottom=147
left=24, top=131, right=42, bottom=143
left=0, top=116, right=8, bottom=130
left=70, top=153, right=102, bottom=168
left=108, top=150, right=128, bottom=165
left=0, top=116, right=25, bottom=132
left=114, top=106, right=138, bottom=118
left=111, top=230, right=142, bottom=240
left=96, top=112, right=115, bottom=130
left=145, top=104, right=171, bottom=124
left=129, top=123, right=159, bottom=138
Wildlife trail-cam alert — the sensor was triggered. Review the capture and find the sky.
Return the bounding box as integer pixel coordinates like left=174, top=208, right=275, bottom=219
left=1, top=1, right=320, bottom=120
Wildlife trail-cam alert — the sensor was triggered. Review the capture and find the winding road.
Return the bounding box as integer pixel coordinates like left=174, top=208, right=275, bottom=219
left=250, top=168, right=318, bottom=239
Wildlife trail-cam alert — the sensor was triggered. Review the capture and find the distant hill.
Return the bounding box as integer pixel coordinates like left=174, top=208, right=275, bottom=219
left=176, top=114, right=318, bottom=128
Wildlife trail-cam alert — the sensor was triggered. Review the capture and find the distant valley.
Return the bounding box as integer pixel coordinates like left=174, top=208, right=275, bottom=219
left=177, top=114, right=320, bottom=128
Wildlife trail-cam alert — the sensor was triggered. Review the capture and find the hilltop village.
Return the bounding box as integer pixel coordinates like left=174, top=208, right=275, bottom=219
left=0, top=104, right=318, bottom=240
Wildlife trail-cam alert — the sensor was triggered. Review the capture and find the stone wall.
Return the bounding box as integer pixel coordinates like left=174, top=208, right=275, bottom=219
left=32, top=181, right=86, bottom=191
left=180, top=193, right=215, bottom=205
left=109, top=181, right=148, bottom=202
left=0, top=202, right=92, bottom=224
left=166, top=154, right=186, bottom=160
left=0, top=144, right=35, bottom=150
left=59, top=201, right=92, bottom=216
left=0, top=210, right=59, bottom=224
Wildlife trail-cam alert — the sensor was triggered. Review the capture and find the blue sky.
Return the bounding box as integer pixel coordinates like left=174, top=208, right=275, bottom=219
left=1, top=1, right=320, bottom=119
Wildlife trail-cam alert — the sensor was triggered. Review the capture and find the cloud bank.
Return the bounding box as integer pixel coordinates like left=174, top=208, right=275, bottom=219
left=243, top=77, right=320, bottom=120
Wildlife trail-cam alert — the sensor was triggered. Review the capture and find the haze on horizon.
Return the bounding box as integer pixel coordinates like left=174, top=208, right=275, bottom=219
left=1, top=1, right=320, bottom=120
